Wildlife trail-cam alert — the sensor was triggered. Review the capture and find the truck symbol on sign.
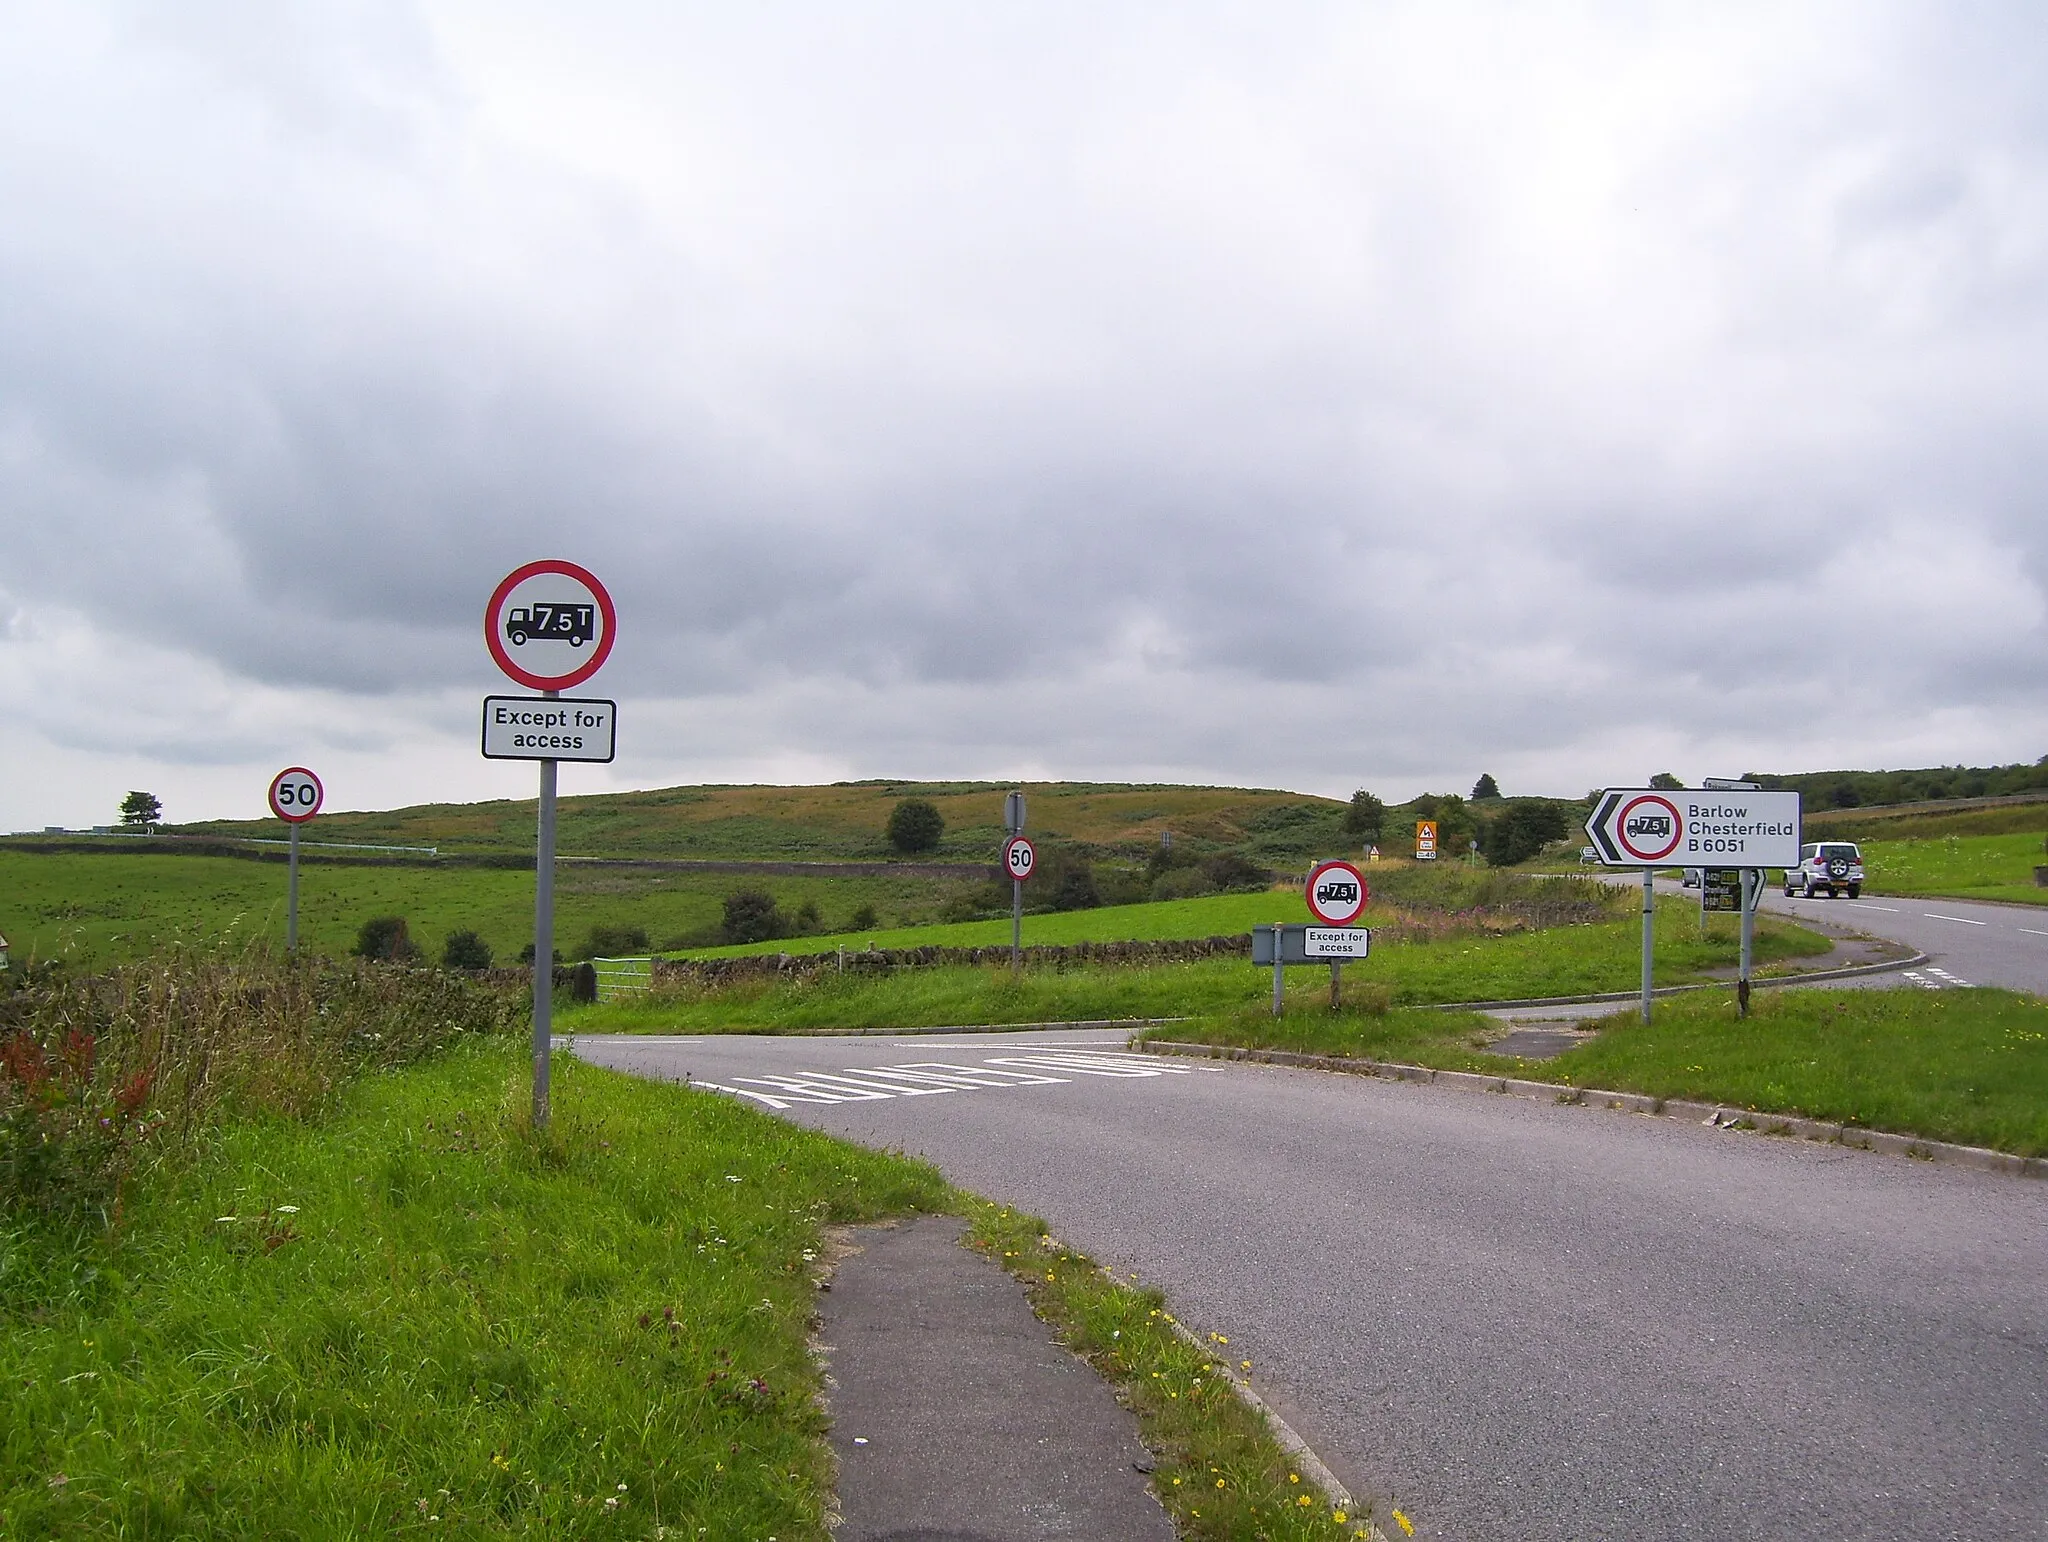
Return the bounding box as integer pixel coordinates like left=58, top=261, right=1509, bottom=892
left=506, top=603, right=595, bottom=648
left=1625, top=813, right=1672, bottom=839
left=1315, top=879, right=1360, bottom=907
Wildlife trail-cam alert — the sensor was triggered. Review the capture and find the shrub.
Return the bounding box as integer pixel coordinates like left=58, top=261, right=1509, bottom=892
left=1483, top=800, right=1572, bottom=866
left=1152, top=866, right=1216, bottom=901
left=352, top=916, right=420, bottom=963
left=578, top=922, right=651, bottom=959
left=441, top=929, right=493, bottom=970
left=849, top=903, right=879, bottom=932
left=1200, top=852, right=1268, bottom=891
left=0, top=949, right=519, bottom=1229
left=721, top=890, right=785, bottom=945
left=1045, top=855, right=1100, bottom=912
left=886, top=798, right=945, bottom=854
left=794, top=899, right=822, bottom=935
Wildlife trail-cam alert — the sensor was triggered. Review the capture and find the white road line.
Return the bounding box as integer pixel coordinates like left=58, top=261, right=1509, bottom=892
left=1844, top=902, right=1900, bottom=912
left=1927, top=967, right=1975, bottom=987
left=1901, top=971, right=1943, bottom=991
left=2020, top=929, right=2048, bottom=939
left=696, top=1050, right=1190, bottom=1109
left=1920, top=913, right=1987, bottom=925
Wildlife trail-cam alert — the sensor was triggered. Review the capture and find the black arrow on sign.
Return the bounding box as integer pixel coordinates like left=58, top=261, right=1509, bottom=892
left=1586, top=790, right=1626, bottom=863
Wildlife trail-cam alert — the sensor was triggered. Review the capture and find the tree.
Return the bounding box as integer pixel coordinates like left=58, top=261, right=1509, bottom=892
left=1471, top=774, right=1501, bottom=801
left=1341, top=790, right=1385, bottom=840
left=441, top=929, right=493, bottom=970
left=353, top=916, right=420, bottom=962
left=118, top=791, right=162, bottom=830
left=1483, top=800, right=1571, bottom=866
left=1649, top=772, right=1685, bottom=790
left=720, top=890, right=784, bottom=945
left=885, top=797, right=945, bottom=854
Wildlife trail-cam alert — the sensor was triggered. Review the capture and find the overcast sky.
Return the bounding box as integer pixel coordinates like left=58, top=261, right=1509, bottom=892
left=4, top=2, right=2045, bottom=829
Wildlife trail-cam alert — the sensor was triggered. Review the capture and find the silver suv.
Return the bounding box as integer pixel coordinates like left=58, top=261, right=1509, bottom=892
left=1784, top=841, right=1864, bottom=899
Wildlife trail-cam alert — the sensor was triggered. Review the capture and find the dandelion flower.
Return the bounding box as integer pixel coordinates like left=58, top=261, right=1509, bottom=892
left=1394, top=1509, right=1414, bottom=1535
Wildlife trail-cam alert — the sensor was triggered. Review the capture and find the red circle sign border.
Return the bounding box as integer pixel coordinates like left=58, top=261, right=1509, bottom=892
left=1304, top=858, right=1369, bottom=926
left=1614, top=793, right=1684, bottom=862
left=485, top=559, right=618, bottom=691
left=268, top=766, right=324, bottom=824
left=1003, top=834, right=1037, bottom=881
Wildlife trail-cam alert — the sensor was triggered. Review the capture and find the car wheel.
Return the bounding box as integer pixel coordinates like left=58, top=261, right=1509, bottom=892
left=1825, top=886, right=1837, bottom=898
left=1848, top=886, right=1861, bottom=899
left=1802, top=879, right=1816, bottom=898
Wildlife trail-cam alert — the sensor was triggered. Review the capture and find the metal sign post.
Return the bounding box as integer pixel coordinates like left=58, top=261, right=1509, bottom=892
left=485, top=560, right=617, bottom=1131
left=1584, top=786, right=1801, bottom=1024
left=1002, top=819, right=1035, bottom=973
left=267, top=767, right=323, bottom=953
left=1303, top=858, right=1369, bottom=1012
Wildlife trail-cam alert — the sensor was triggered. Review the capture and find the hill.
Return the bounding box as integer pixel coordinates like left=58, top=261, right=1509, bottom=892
left=167, top=780, right=1356, bottom=864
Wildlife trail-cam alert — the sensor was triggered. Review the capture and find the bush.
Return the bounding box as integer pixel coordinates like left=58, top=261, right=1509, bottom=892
left=1200, top=852, right=1269, bottom=891
left=352, top=916, right=421, bottom=963
left=0, top=949, right=519, bottom=1229
left=516, top=943, right=563, bottom=966
left=886, top=798, right=945, bottom=854
left=849, top=903, right=879, bottom=932
left=1152, top=866, right=1216, bottom=901
left=1044, top=854, right=1100, bottom=912
left=441, top=929, right=493, bottom=970
left=721, top=890, right=785, bottom=945
left=577, top=922, right=651, bottom=959
left=794, top=899, right=822, bottom=935
left=1483, top=800, right=1572, bottom=866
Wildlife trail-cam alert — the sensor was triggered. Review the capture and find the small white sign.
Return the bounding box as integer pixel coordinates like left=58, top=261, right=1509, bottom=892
left=1003, top=834, right=1037, bottom=881
left=1304, top=928, right=1371, bottom=959
left=481, top=696, right=617, bottom=762
left=268, top=766, right=324, bottom=823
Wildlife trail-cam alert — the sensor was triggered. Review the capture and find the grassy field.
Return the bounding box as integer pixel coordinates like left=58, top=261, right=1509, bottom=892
left=1854, top=832, right=2048, bottom=905
left=565, top=899, right=1833, bottom=1033
left=0, top=1035, right=953, bottom=1537
left=0, top=850, right=980, bottom=969
left=1147, top=988, right=2048, bottom=1158
left=159, top=779, right=1351, bottom=863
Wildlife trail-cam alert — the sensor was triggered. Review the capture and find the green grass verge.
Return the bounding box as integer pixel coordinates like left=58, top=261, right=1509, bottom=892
left=1149, top=988, right=2048, bottom=1158
left=0, top=1038, right=949, bottom=1537
left=962, top=1201, right=1390, bottom=1540
left=563, top=903, right=1834, bottom=1034
left=1856, top=832, right=2048, bottom=904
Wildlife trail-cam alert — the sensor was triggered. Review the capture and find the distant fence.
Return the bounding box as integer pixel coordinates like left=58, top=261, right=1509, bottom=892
left=649, top=935, right=1250, bottom=987
left=590, top=956, right=652, bottom=1002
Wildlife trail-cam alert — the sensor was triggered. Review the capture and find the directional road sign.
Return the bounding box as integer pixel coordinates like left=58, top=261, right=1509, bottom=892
left=1585, top=788, right=1800, bottom=868
left=485, top=559, right=617, bottom=691
left=268, top=767, right=323, bottom=823
left=1003, top=835, right=1037, bottom=882
left=1304, top=858, right=1368, bottom=925
left=481, top=696, right=618, bottom=762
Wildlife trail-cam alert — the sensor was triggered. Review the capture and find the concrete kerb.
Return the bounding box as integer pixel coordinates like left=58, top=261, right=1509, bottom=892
left=1136, top=1041, right=2048, bottom=1181
left=1419, top=950, right=1929, bottom=1013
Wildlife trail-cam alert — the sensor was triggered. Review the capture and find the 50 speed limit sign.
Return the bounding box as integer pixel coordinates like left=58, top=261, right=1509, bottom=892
left=1003, top=835, right=1037, bottom=882
left=268, top=767, right=324, bottom=824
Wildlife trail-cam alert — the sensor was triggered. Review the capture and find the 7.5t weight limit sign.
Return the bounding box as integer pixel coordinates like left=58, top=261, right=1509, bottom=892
left=1305, top=858, right=1369, bottom=925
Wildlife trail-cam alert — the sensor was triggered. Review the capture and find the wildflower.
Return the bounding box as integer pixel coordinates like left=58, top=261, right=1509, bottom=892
left=1290, top=1473, right=1300, bottom=1483
left=1333, top=1512, right=1347, bottom=1524
left=1394, top=1509, right=1414, bottom=1535
left=275, top=1205, right=300, bottom=1214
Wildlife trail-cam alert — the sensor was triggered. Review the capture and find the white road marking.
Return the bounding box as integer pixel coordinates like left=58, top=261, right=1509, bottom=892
left=1921, top=913, right=1987, bottom=925
left=1844, top=902, right=1900, bottom=912
left=1901, top=971, right=1942, bottom=991
left=1927, top=967, right=1975, bottom=987
left=697, top=1050, right=1190, bottom=1109
left=2019, top=929, right=2048, bottom=939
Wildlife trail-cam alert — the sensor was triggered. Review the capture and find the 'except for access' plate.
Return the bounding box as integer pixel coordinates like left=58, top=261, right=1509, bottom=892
left=481, top=696, right=617, bottom=762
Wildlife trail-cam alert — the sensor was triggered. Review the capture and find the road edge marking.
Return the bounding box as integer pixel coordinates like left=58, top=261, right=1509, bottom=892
left=1135, top=1041, right=2047, bottom=1182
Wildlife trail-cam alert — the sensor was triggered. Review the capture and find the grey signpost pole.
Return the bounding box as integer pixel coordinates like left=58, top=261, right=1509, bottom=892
left=532, top=692, right=560, bottom=1130
left=1640, top=867, right=1655, bottom=1024
left=1738, top=867, right=1757, bottom=1017
left=1006, top=791, right=1025, bottom=972
left=1272, top=927, right=1285, bottom=1016
left=286, top=822, right=300, bottom=952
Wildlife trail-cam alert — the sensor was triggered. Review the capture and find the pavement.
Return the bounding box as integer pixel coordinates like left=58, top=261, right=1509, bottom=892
left=819, top=1214, right=1175, bottom=1541
left=573, top=1028, right=2048, bottom=1542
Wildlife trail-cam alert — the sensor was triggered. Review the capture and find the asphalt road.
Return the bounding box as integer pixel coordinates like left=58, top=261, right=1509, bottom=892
left=572, top=1029, right=2048, bottom=1542
left=1755, top=886, right=2048, bottom=995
